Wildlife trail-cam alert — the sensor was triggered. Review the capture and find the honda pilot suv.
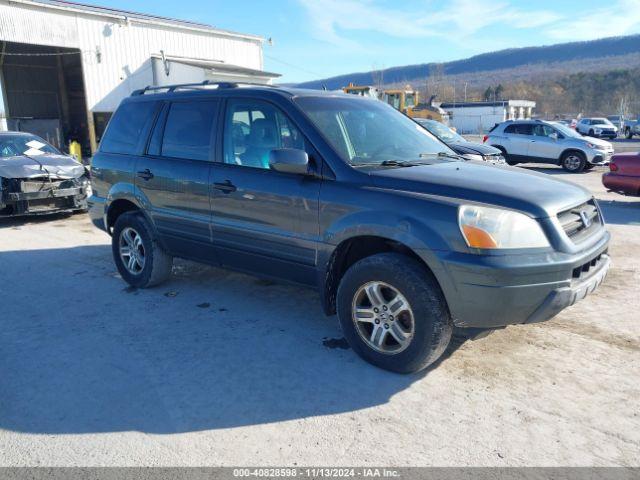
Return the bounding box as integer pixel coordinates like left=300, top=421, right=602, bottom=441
left=89, top=83, right=611, bottom=373
left=485, top=120, right=614, bottom=172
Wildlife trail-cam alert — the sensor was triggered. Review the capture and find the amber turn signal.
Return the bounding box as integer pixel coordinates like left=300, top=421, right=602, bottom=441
left=461, top=225, right=498, bottom=249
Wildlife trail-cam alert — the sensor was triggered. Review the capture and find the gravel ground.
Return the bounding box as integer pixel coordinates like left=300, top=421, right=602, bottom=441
left=0, top=164, right=638, bottom=467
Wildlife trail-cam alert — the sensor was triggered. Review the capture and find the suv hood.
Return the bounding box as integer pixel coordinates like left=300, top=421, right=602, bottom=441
left=581, top=136, right=613, bottom=148
left=448, top=141, right=501, bottom=156
left=0, top=154, right=85, bottom=179
left=369, top=161, right=591, bottom=218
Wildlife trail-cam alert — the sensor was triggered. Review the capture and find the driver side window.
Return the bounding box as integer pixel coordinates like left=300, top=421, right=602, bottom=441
left=223, top=99, right=305, bottom=170
left=533, top=125, right=557, bottom=137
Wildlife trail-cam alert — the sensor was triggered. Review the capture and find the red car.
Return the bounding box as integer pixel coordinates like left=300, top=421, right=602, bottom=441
left=602, top=152, right=640, bottom=196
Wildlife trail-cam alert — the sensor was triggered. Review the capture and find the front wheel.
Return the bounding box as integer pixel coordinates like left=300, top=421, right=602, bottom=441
left=112, top=211, right=173, bottom=288
left=336, top=253, right=452, bottom=373
left=625, top=128, right=633, bottom=140
left=561, top=151, right=587, bottom=172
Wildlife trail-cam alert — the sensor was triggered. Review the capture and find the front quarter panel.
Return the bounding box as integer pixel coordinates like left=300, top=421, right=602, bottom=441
left=89, top=152, right=138, bottom=231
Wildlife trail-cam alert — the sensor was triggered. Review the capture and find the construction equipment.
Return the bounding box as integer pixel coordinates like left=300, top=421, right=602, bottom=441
left=341, top=83, right=450, bottom=125
left=382, top=89, right=450, bottom=125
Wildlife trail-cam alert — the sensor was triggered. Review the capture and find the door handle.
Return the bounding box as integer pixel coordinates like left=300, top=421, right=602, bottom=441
left=213, top=180, right=237, bottom=193
left=137, top=169, right=154, bottom=181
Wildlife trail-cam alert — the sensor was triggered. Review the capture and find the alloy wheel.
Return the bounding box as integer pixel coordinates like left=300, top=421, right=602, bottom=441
left=351, top=281, right=415, bottom=354
left=119, top=227, right=146, bottom=275
left=564, top=154, right=582, bottom=171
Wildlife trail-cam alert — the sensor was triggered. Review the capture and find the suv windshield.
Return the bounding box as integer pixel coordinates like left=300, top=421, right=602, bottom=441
left=551, top=122, right=582, bottom=138
left=295, top=96, right=457, bottom=166
left=417, top=119, right=465, bottom=143
left=0, top=134, right=59, bottom=158
left=593, top=118, right=612, bottom=125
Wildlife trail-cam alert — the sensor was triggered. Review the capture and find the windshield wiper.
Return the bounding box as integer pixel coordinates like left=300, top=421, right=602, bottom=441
left=380, top=160, right=413, bottom=167
left=418, top=151, right=463, bottom=161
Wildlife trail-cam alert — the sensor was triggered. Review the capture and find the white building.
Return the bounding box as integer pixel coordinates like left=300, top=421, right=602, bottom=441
left=0, top=0, right=278, bottom=154
left=440, top=100, right=536, bottom=134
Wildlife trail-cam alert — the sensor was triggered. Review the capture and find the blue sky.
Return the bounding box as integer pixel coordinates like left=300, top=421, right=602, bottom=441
left=104, top=0, right=640, bottom=83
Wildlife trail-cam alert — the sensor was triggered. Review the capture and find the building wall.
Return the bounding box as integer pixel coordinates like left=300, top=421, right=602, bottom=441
left=447, top=106, right=507, bottom=134
left=0, top=0, right=264, bottom=113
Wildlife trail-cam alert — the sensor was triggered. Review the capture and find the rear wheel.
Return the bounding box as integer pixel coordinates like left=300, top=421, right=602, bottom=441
left=496, top=146, right=517, bottom=165
left=626, top=128, right=633, bottom=140
left=336, top=253, right=452, bottom=373
left=561, top=151, right=586, bottom=173
left=112, top=211, right=173, bottom=288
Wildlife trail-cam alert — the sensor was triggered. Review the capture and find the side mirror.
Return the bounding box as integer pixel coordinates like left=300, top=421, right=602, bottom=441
left=269, top=148, right=310, bottom=175
left=549, top=132, right=558, bottom=141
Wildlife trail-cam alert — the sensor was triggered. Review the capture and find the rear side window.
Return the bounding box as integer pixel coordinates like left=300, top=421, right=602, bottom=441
left=160, top=101, right=219, bottom=161
left=504, top=124, right=533, bottom=135
left=100, top=101, right=157, bottom=155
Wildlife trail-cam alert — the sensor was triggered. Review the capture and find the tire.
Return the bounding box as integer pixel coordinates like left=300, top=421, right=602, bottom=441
left=625, top=128, right=633, bottom=140
left=589, top=129, right=595, bottom=137
left=561, top=151, right=587, bottom=173
left=112, top=211, right=173, bottom=288
left=336, top=253, right=452, bottom=373
left=495, top=146, right=516, bottom=165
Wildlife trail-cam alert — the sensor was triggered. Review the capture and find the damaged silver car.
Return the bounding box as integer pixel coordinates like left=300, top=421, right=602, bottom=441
left=0, top=131, right=90, bottom=217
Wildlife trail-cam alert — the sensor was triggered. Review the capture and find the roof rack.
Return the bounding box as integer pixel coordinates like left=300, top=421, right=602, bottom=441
left=131, top=80, right=277, bottom=96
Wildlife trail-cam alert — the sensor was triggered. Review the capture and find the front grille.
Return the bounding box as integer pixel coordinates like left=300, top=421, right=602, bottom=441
left=20, top=178, right=74, bottom=193
left=572, top=252, right=606, bottom=280
left=558, top=200, right=602, bottom=242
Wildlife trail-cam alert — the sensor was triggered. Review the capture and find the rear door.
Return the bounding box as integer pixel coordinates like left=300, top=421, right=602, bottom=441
left=503, top=123, right=533, bottom=159
left=135, top=99, right=219, bottom=262
left=209, top=97, right=321, bottom=285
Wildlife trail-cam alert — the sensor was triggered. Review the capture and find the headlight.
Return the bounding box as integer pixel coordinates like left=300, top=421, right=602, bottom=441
left=462, top=153, right=483, bottom=162
left=458, top=205, right=550, bottom=249
left=594, top=128, right=602, bottom=134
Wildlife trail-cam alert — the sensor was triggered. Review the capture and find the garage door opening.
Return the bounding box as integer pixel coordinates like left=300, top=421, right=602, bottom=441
left=0, top=41, right=91, bottom=158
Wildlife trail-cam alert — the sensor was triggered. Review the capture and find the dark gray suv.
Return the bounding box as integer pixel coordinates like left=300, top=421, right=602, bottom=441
left=89, top=82, right=611, bottom=373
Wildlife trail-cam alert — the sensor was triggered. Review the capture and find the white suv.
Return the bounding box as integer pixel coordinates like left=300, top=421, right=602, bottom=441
left=484, top=120, right=614, bottom=172
left=576, top=118, right=618, bottom=139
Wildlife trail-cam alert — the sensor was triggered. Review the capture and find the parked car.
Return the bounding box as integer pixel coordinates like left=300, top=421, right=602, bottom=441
left=622, top=115, right=640, bottom=139
left=576, top=118, right=618, bottom=139
left=414, top=118, right=505, bottom=164
left=89, top=83, right=611, bottom=373
left=602, top=152, right=640, bottom=196
left=0, top=131, right=90, bottom=217
left=607, top=115, right=624, bottom=131
left=485, top=120, right=614, bottom=172
left=557, top=119, right=577, bottom=129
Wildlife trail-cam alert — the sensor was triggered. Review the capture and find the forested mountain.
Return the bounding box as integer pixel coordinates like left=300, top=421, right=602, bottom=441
left=294, top=35, right=640, bottom=116
left=295, top=35, right=640, bottom=91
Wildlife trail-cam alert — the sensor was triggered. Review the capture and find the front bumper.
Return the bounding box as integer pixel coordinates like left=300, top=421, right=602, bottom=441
left=430, top=231, right=611, bottom=328
left=526, top=254, right=610, bottom=324
left=588, top=150, right=614, bottom=165
left=0, top=186, right=88, bottom=217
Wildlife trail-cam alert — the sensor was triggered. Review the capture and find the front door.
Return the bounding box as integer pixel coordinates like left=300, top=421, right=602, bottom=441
left=209, top=98, right=321, bottom=285
left=528, top=124, right=562, bottom=163
left=135, top=99, right=219, bottom=262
